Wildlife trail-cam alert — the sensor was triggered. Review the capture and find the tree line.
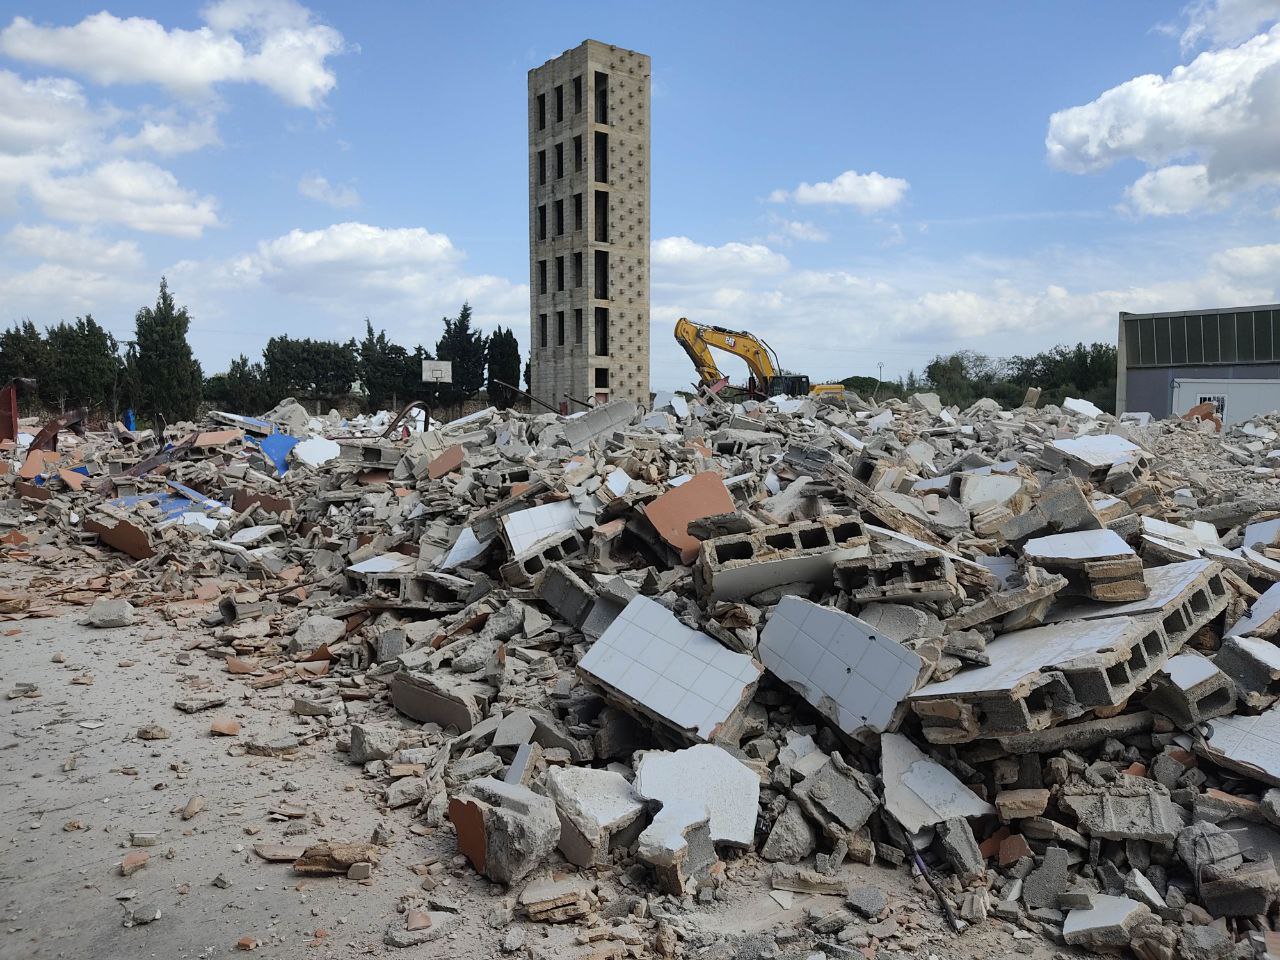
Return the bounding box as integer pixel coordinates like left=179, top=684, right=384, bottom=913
left=0, top=279, right=525, bottom=425
left=846, top=342, right=1117, bottom=413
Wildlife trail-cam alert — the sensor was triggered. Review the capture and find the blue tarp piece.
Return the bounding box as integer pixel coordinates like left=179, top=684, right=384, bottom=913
left=253, top=432, right=299, bottom=476
left=108, top=481, right=227, bottom=528
left=123, top=409, right=135, bottom=430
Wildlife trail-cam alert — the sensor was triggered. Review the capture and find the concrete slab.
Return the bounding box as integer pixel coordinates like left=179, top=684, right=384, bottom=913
left=1227, top=582, right=1280, bottom=639
left=577, top=595, right=761, bottom=742
left=1024, top=529, right=1133, bottom=564
left=1049, top=434, right=1141, bottom=469
left=500, top=500, right=578, bottom=556
left=880, top=732, right=994, bottom=833
left=634, top=744, right=759, bottom=847
left=759, top=596, right=922, bottom=736
left=1198, top=704, right=1280, bottom=786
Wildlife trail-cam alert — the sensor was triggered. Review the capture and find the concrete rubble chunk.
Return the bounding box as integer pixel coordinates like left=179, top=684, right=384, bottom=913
left=545, top=765, right=645, bottom=867
left=637, top=800, right=720, bottom=896
left=760, top=800, right=817, bottom=863
left=86, top=597, right=134, bottom=628
left=793, top=753, right=880, bottom=834
left=634, top=744, right=759, bottom=848
left=1062, top=895, right=1150, bottom=951
left=880, top=732, right=993, bottom=833
left=759, top=595, right=922, bottom=737
left=446, top=776, right=559, bottom=884
left=290, top=614, right=345, bottom=653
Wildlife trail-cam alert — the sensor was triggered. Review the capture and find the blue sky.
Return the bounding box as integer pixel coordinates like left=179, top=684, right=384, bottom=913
left=1, top=0, right=1279, bottom=391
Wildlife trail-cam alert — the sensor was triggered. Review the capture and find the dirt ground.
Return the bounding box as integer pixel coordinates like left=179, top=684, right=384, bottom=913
left=0, top=560, right=1076, bottom=960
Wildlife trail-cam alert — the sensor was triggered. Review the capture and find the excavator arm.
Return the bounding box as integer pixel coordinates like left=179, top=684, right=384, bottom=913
left=673, top=318, right=787, bottom=395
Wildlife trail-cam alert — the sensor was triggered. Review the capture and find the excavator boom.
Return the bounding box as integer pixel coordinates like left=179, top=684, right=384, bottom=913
left=673, top=318, right=814, bottom=398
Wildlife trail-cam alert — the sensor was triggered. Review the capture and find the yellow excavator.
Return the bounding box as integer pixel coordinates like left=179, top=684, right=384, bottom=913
left=674, top=318, right=844, bottom=399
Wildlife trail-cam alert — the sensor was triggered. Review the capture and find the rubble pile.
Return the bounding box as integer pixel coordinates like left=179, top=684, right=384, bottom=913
left=10, top=387, right=1280, bottom=958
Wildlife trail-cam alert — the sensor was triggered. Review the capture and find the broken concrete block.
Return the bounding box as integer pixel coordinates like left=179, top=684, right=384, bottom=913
left=292, top=841, right=380, bottom=876
left=1062, top=895, right=1151, bottom=952
left=634, top=743, right=759, bottom=847
left=87, top=597, right=134, bottom=628
left=880, top=732, right=993, bottom=833
left=834, top=550, right=961, bottom=605
left=1022, top=845, right=1069, bottom=909
left=1198, top=858, right=1280, bottom=917
left=1059, top=777, right=1180, bottom=843
left=995, top=788, right=1051, bottom=820
left=694, top=515, right=870, bottom=602
left=758, top=596, right=922, bottom=737
left=577, top=596, right=761, bottom=743
left=348, top=724, right=400, bottom=764
left=1212, top=636, right=1280, bottom=710
left=289, top=614, right=345, bottom=654
left=793, top=753, right=879, bottom=834
left=1143, top=652, right=1236, bottom=728
left=936, top=818, right=984, bottom=881
left=389, top=671, right=494, bottom=732
left=562, top=399, right=637, bottom=447
left=910, top=615, right=1171, bottom=743
left=637, top=800, right=719, bottom=896
left=545, top=766, right=645, bottom=867
left=1044, top=558, right=1229, bottom=649
left=760, top=800, right=816, bottom=863
left=447, top=776, right=559, bottom=884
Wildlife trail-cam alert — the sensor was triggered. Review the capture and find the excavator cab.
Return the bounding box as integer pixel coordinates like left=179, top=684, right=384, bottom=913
left=766, top=374, right=811, bottom=397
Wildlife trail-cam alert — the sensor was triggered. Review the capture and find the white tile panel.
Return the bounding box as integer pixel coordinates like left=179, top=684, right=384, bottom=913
left=759, top=596, right=921, bottom=736
left=1200, top=705, right=1280, bottom=783
left=578, top=595, right=761, bottom=741
left=501, top=500, right=579, bottom=556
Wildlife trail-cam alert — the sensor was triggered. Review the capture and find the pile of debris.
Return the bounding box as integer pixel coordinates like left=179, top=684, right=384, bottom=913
left=10, top=386, right=1280, bottom=959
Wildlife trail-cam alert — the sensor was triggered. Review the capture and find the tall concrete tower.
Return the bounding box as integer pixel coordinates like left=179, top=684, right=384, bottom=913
left=528, top=40, right=650, bottom=410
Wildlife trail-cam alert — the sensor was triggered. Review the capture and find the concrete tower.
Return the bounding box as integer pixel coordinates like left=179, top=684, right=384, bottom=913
left=528, top=40, right=650, bottom=410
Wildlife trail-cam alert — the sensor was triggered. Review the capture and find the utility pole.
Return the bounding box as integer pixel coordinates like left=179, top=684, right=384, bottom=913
left=874, top=361, right=884, bottom=402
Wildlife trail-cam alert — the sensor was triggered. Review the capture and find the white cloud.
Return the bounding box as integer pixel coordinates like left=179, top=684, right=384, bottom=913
left=32, top=159, right=219, bottom=237
left=767, top=218, right=829, bottom=243
left=298, top=172, right=360, bottom=208
left=652, top=235, right=789, bottom=278
left=1181, top=0, right=1280, bottom=49
left=169, top=222, right=527, bottom=351
left=1046, top=22, right=1280, bottom=213
left=1212, top=240, right=1280, bottom=274
left=5, top=223, right=143, bottom=269
left=0, top=0, right=346, bottom=109
left=111, top=115, right=221, bottom=156
left=769, top=170, right=909, bottom=212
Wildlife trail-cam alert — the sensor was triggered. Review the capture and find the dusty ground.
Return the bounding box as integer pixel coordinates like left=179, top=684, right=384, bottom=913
left=0, top=561, right=1075, bottom=960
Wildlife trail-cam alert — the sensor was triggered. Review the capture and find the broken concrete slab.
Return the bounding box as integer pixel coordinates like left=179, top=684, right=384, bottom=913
left=880, top=732, right=994, bottom=833
left=1144, top=652, right=1236, bottom=728
left=577, top=595, right=761, bottom=743
left=389, top=671, right=494, bottom=732
left=637, top=799, right=719, bottom=896
left=447, top=777, right=559, bottom=884
left=758, top=596, right=922, bottom=737
left=910, top=615, right=1172, bottom=743
left=545, top=765, right=645, bottom=867
left=1197, top=703, right=1280, bottom=786
left=634, top=743, right=759, bottom=848
left=760, top=800, right=816, bottom=863
left=1062, top=895, right=1150, bottom=951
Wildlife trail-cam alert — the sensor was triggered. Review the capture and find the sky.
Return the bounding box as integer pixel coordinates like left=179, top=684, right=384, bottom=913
left=1, top=0, right=1279, bottom=392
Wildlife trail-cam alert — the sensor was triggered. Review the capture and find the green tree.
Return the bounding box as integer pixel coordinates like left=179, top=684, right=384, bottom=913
left=42, top=315, right=122, bottom=412
left=486, top=326, right=521, bottom=409
left=0, top=321, right=50, bottom=406
left=134, top=278, right=203, bottom=424
left=205, top=355, right=273, bottom=413
left=434, top=302, right=487, bottom=407
left=263, top=336, right=358, bottom=400
left=358, top=320, right=429, bottom=411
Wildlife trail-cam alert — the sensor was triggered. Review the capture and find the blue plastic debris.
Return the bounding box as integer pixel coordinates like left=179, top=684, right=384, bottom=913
left=255, top=432, right=300, bottom=476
